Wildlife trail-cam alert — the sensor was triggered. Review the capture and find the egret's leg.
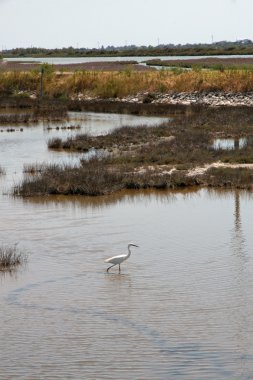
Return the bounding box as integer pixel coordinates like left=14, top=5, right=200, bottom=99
left=107, top=264, right=116, bottom=272
left=119, top=264, right=121, bottom=272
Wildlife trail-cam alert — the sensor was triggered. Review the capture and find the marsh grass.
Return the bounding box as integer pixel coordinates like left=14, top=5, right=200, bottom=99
left=0, top=71, right=39, bottom=95
left=14, top=107, right=253, bottom=196
left=204, top=167, right=253, bottom=188
left=145, top=58, right=253, bottom=71
left=15, top=160, right=125, bottom=196
left=17, top=120, right=253, bottom=194
left=48, top=118, right=253, bottom=166
left=0, top=245, right=27, bottom=271
left=179, top=106, right=253, bottom=135
left=45, top=107, right=253, bottom=174
left=14, top=154, right=253, bottom=196
left=52, top=70, right=253, bottom=96
left=14, top=157, right=201, bottom=197
left=48, top=124, right=175, bottom=152
left=2, top=69, right=253, bottom=99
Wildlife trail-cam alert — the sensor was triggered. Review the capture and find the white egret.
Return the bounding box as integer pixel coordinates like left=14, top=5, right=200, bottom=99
left=105, top=244, right=139, bottom=272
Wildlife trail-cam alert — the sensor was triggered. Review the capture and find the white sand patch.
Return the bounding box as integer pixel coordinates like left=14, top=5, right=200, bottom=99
left=187, top=161, right=253, bottom=177
left=134, top=165, right=176, bottom=175
left=133, top=162, right=253, bottom=178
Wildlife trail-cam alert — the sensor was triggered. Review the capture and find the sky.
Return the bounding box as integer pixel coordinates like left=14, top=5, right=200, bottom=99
left=0, top=0, right=252, bottom=49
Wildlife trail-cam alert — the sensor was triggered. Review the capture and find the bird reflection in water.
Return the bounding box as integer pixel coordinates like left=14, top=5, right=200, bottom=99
left=232, top=190, right=247, bottom=259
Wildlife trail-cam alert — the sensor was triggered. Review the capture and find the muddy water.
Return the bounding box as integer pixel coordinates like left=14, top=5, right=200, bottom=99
left=1, top=113, right=253, bottom=379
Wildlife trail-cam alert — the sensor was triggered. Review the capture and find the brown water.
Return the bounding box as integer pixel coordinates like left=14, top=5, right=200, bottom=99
left=1, top=113, right=253, bottom=379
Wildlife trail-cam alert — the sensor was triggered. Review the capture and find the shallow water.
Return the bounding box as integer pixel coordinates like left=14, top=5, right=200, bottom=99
left=213, top=138, right=249, bottom=150
left=5, top=54, right=253, bottom=65
left=1, top=112, right=253, bottom=379
left=0, top=111, right=169, bottom=187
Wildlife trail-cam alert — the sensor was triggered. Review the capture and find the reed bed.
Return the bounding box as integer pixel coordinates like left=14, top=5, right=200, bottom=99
left=0, top=71, right=40, bottom=94
left=15, top=113, right=253, bottom=197
left=47, top=112, right=253, bottom=166
left=14, top=155, right=253, bottom=197
left=1, top=69, right=253, bottom=99
left=145, top=58, right=253, bottom=71
left=14, top=157, right=201, bottom=197
left=15, top=160, right=125, bottom=196
left=48, top=124, right=174, bottom=151
left=204, top=167, right=253, bottom=189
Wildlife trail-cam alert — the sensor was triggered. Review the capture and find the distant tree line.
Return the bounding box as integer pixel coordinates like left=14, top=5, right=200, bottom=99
left=2, top=40, right=253, bottom=57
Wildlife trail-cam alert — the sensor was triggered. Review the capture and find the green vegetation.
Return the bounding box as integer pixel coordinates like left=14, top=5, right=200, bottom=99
left=3, top=41, right=253, bottom=58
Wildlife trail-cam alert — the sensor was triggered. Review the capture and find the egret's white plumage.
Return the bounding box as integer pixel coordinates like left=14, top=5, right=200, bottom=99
left=105, top=243, right=139, bottom=272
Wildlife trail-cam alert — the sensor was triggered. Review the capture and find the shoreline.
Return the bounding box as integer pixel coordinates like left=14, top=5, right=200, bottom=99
left=115, top=91, right=253, bottom=107
left=1, top=92, right=253, bottom=113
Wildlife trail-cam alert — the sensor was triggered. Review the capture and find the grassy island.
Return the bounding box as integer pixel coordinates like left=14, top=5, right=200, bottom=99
left=13, top=107, right=253, bottom=197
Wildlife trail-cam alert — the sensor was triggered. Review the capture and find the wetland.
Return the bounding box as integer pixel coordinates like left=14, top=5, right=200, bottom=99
left=11, top=105, right=253, bottom=197
left=1, top=90, right=253, bottom=379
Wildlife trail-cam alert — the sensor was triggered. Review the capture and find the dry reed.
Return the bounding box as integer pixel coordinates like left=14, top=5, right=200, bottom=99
left=1, top=69, right=253, bottom=99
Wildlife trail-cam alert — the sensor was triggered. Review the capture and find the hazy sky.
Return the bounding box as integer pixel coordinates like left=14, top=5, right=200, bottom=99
left=0, top=0, right=252, bottom=49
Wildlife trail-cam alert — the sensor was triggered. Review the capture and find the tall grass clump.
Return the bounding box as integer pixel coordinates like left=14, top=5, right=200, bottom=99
left=48, top=70, right=168, bottom=99
left=0, top=71, right=40, bottom=94
left=14, top=159, right=125, bottom=196
left=0, top=245, right=27, bottom=271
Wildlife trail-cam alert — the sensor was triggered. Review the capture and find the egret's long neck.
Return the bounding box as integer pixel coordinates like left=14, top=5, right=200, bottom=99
left=127, top=245, right=132, bottom=259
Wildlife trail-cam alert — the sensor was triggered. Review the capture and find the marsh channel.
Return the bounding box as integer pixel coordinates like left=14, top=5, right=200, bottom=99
left=1, top=109, right=253, bottom=379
